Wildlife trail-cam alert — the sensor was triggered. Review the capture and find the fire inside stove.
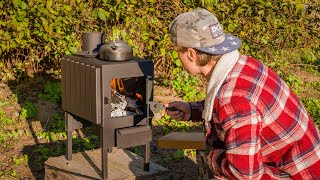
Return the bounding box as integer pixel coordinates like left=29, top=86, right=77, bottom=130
left=110, top=78, right=145, bottom=118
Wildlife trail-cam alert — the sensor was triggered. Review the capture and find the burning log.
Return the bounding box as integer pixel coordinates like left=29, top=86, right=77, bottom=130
left=110, top=78, right=144, bottom=118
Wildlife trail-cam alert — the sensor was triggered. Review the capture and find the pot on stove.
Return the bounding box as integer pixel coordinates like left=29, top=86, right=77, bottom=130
left=99, top=35, right=133, bottom=61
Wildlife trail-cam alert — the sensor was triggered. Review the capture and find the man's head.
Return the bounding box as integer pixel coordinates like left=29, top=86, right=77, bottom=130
left=169, top=9, right=242, bottom=55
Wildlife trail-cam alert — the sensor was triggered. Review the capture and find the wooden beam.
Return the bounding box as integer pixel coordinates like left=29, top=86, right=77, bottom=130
left=45, top=149, right=173, bottom=180
left=157, top=132, right=206, bottom=150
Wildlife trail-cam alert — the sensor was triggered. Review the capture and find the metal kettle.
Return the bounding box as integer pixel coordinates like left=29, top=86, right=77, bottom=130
left=99, top=35, right=133, bottom=61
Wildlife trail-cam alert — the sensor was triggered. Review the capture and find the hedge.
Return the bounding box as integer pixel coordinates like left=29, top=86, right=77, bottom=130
left=0, top=0, right=319, bottom=80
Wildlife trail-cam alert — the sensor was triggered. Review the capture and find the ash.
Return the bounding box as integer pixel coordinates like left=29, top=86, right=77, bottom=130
left=111, top=91, right=143, bottom=118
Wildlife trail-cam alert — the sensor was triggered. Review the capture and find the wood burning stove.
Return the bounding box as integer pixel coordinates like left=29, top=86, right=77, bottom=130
left=61, top=54, right=154, bottom=179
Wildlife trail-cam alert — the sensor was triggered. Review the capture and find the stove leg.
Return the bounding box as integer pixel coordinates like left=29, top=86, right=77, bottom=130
left=65, top=112, right=73, bottom=161
left=143, top=143, right=150, bottom=171
left=102, top=147, right=108, bottom=180
left=67, top=131, right=72, bottom=160
left=101, top=125, right=110, bottom=180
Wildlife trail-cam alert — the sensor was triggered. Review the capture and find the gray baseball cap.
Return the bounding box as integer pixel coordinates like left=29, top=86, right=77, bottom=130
left=169, top=9, right=242, bottom=55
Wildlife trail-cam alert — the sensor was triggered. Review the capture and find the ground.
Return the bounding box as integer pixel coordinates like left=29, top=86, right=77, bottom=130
left=0, top=76, right=203, bottom=180
left=0, top=65, right=319, bottom=180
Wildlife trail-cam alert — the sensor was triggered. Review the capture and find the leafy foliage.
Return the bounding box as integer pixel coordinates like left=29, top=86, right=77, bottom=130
left=38, top=81, right=61, bottom=104
left=154, top=115, right=202, bottom=134
left=0, top=110, right=15, bottom=125
left=302, top=99, right=320, bottom=127
left=170, top=50, right=206, bottom=101
left=13, top=155, right=29, bottom=166
left=0, top=110, right=23, bottom=143
left=0, top=0, right=319, bottom=107
left=19, top=101, right=37, bottom=119
left=1, top=0, right=318, bottom=78
left=172, top=69, right=205, bottom=101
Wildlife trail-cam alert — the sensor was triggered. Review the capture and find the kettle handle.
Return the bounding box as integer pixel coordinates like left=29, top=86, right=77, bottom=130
left=101, top=32, right=106, bottom=43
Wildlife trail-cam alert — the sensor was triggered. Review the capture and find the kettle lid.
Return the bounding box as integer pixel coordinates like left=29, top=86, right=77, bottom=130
left=99, top=35, right=133, bottom=61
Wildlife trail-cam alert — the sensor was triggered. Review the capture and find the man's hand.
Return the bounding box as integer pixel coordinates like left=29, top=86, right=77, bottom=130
left=163, top=101, right=191, bottom=121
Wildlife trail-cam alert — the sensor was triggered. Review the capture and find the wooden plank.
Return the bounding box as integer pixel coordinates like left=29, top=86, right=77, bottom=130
left=95, top=67, right=101, bottom=124
left=70, top=60, right=76, bottom=113
left=45, top=149, right=173, bottom=180
left=80, top=62, right=86, bottom=117
left=61, top=58, right=66, bottom=110
left=75, top=61, right=81, bottom=115
left=90, top=66, right=96, bottom=123
left=157, top=132, right=206, bottom=150
left=84, top=64, right=91, bottom=121
left=65, top=59, right=71, bottom=111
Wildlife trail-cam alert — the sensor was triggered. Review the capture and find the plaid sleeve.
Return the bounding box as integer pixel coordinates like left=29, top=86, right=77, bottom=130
left=208, top=100, right=283, bottom=179
left=189, top=101, right=204, bottom=122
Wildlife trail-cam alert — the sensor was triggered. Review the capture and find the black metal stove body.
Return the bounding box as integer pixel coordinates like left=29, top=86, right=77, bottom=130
left=61, top=55, right=154, bottom=179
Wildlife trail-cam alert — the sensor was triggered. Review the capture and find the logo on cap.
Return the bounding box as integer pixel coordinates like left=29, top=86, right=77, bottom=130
left=209, top=23, right=223, bottom=39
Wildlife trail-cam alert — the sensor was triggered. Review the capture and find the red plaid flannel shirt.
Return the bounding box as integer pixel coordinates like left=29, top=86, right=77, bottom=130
left=189, top=56, right=320, bottom=179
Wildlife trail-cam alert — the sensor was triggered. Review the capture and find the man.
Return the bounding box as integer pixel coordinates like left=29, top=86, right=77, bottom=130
left=164, top=8, right=320, bottom=179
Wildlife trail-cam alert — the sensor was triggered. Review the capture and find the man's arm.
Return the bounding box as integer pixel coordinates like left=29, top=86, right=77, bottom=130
left=208, top=100, right=284, bottom=179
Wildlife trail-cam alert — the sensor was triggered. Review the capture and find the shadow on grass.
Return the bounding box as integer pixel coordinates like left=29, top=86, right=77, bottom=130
left=7, top=73, right=60, bottom=142
left=4, top=73, right=60, bottom=179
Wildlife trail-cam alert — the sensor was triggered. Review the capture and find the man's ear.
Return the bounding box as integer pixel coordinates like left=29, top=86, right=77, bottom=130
left=187, top=48, right=197, bottom=62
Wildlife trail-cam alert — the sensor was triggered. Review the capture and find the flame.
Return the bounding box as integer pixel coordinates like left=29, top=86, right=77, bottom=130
left=135, top=93, right=143, bottom=101
left=110, top=79, right=125, bottom=94
left=110, top=78, right=143, bottom=101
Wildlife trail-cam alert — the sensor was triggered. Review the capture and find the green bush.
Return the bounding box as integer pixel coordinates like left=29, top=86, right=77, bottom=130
left=19, top=101, right=37, bottom=119
left=0, top=0, right=318, bottom=79
left=0, top=0, right=319, bottom=108
left=38, top=81, right=61, bottom=104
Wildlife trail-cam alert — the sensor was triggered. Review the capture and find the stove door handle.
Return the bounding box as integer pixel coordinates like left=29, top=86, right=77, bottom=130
left=149, top=101, right=178, bottom=114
